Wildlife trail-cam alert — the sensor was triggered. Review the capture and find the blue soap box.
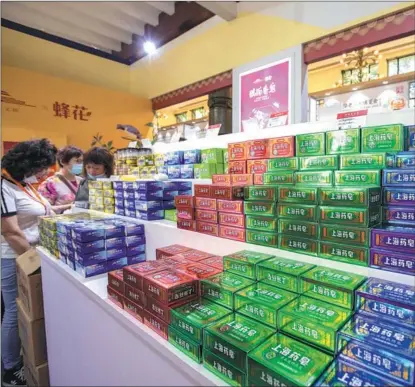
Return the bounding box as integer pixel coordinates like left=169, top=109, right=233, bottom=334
left=180, top=164, right=194, bottom=179
left=127, top=253, right=146, bottom=265
left=162, top=181, right=178, bottom=191
left=73, top=239, right=105, bottom=254
left=383, top=169, right=415, bottom=186
left=136, top=210, right=164, bottom=221
left=163, top=200, right=175, bottom=210
left=383, top=187, right=415, bottom=207
left=75, top=250, right=107, bottom=266
left=134, top=190, right=163, bottom=201
left=167, top=165, right=181, bottom=179
left=135, top=200, right=163, bottom=212
left=184, top=149, right=201, bottom=164
left=126, top=244, right=145, bottom=256
left=166, top=151, right=184, bottom=165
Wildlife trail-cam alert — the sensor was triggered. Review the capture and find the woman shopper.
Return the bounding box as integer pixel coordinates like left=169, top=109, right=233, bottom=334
left=38, top=145, right=83, bottom=212
left=1, top=139, right=57, bottom=387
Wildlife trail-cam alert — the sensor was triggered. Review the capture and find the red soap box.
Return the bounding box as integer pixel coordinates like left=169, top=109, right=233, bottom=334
left=123, top=260, right=170, bottom=290
left=197, top=221, right=219, bottom=237
left=177, top=219, right=197, bottom=231
left=228, top=161, right=247, bottom=174
left=195, top=209, right=218, bottom=224
left=228, top=142, right=247, bottom=160
left=164, top=255, right=194, bottom=268
left=219, top=225, right=246, bottom=242
left=176, top=263, right=222, bottom=280
left=212, top=175, right=232, bottom=186
left=194, top=184, right=212, bottom=198
left=247, top=160, right=268, bottom=174
left=108, top=269, right=124, bottom=294
left=195, top=197, right=217, bottom=210
left=199, top=255, right=223, bottom=271
left=124, top=298, right=144, bottom=323
left=176, top=249, right=214, bottom=262
left=174, top=195, right=194, bottom=208
left=177, top=208, right=194, bottom=221
left=143, top=309, right=169, bottom=340
left=156, top=244, right=192, bottom=260
left=107, top=286, right=124, bottom=309
left=268, top=136, right=295, bottom=158
left=146, top=294, right=197, bottom=323
left=254, top=174, right=264, bottom=185
left=246, top=139, right=270, bottom=159
left=230, top=174, right=253, bottom=186
left=218, top=212, right=245, bottom=228
left=124, top=284, right=146, bottom=307
left=211, top=185, right=244, bottom=200
left=217, top=200, right=244, bottom=214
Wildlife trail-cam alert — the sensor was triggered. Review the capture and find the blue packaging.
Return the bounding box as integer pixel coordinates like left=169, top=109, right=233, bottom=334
left=126, top=244, right=145, bottom=256
left=134, top=180, right=163, bottom=191
left=176, top=181, right=192, bottom=191
left=383, top=206, right=415, bottom=225
left=162, top=181, right=178, bottom=191
left=105, top=237, right=126, bottom=250
left=112, top=181, right=124, bottom=190
left=167, top=165, right=181, bottom=179
left=180, top=164, right=194, bottom=179
left=184, top=149, right=201, bottom=164
left=103, top=224, right=125, bottom=239
left=57, top=234, right=72, bottom=246
left=123, top=191, right=136, bottom=200
left=106, top=257, right=128, bottom=272
left=122, top=181, right=135, bottom=190
left=134, top=190, right=163, bottom=201
left=124, top=201, right=136, bottom=212
left=114, top=207, right=125, bottom=216
left=127, top=253, right=146, bottom=265
left=158, top=166, right=168, bottom=175
left=383, top=187, right=415, bottom=207
left=166, top=151, right=184, bottom=165
left=383, top=169, right=415, bottom=186
left=59, top=252, right=67, bottom=265
left=73, top=239, right=105, bottom=254
left=106, top=247, right=127, bottom=260
left=135, top=200, right=163, bottom=211
left=114, top=190, right=124, bottom=199
left=72, top=226, right=105, bottom=243
left=178, top=189, right=192, bottom=196
left=405, top=125, right=415, bottom=151
left=124, top=208, right=136, bottom=218
left=395, top=152, right=415, bottom=169
left=56, top=220, right=83, bottom=234
left=125, top=234, right=145, bottom=247
left=370, top=248, right=415, bottom=276
left=114, top=198, right=124, bottom=208
left=75, top=250, right=107, bottom=266
left=163, top=200, right=175, bottom=210
left=123, top=222, right=144, bottom=236
left=67, top=256, right=76, bottom=271
left=75, top=261, right=108, bottom=278
left=163, top=190, right=178, bottom=200
left=136, top=210, right=164, bottom=221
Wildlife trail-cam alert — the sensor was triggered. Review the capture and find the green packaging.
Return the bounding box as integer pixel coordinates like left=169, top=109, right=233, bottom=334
left=201, top=148, right=224, bottom=164
left=164, top=209, right=177, bottom=222
left=296, top=132, right=326, bottom=156
left=244, top=186, right=277, bottom=201
left=257, top=257, right=315, bottom=293
left=203, top=349, right=246, bottom=387
left=170, top=299, right=232, bottom=343
left=334, top=170, right=381, bottom=186
left=277, top=203, right=317, bottom=221
left=267, top=157, right=299, bottom=171
left=319, top=224, right=370, bottom=247
left=295, top=171, right=334, bottom=186
left=204, top=313, right=275, bottom=371
left=326, top=128, right=360, bottom=154
left=224, top=150, right=229, bottom=163
left=248, top=334, right=333, bottom=387
left=278, top=187, right=318, bottom=204
left=319, top=241, right=369, bottom=267
left=234, top=283, right=297, bottom=327
left=168, top=325, right=202, bottom=363
left=278, top=219, right=319, bottom=238
left=318, top=205, right=381, bottom=227
left=224, top=163, right=229, bottom=174
left=244, top=201, right=276, bottom=216
left=246, top=215, right=278, bottom=232
left=339, top=152, right=388, bottom=169
left=263, top=171, right=295, bottom=185
left=201, top=273, right=254, bottom=309
left=318, top=187, right=381, bottom=207
left=278, top=296, right=352, bottom=353
left=299, top=155, right=339, bottom=170
left=246, top=230, right=278, bottom=247
left=223, top=250, right=274, bottom=280
left=279, top=234, right=319, bottom=256
left=194, top=163, right=224, bottom=178
left=361, top=124, right=404, bottom=152
left=300, top=267, right=366, bottom=310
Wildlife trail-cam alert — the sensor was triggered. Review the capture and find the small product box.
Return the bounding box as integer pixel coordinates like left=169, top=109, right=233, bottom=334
left=370, top=248, right=414, bottom=276
left=195, top=209, right=218, bottom=224
left=219, top=225, right=246, bottom=242
left=107, top=286, right=124, bottom=309
left=361, top=124, right=404, bottom=152
left=318, top=187, right=381, bottom=207
left=231, top=174, right=254, bottom=186
left=199, top=256, right=223, bottom=271
left=296, top=132, right=326, bottom=156
left=339, top=152, right=388, bottom=169
left=279, top=234, right=318, bottom=256
left=295, top=171, right=334, bottom=186
left=123, top=260, right=171, bottom=290
left=176, top=263, right=222, bottom=282
left=162, top=200, right=175, bottom=210
left=319, top=241, right=369, bottom=267
left=300, top=267, right=366, bottom=310
left=326, top=128, right=360, bottom=155
left=201, top=148, right=224, bottom=164
left=183, top=149, right=201, bottom=164
left=235, top=283, right=297, bottom=327
left=164, top=209, right=178, bottom=221
left=383, top=206, right=415, bottom=225
left=176, top=249, right=213, bottom=262
left=143, top=309, right=169, bottom=340
left=246, top=139, right=270, bottom=159
left=136, top=210, right=164, bottom=221
left=194, top=184, right=212, bottom=198
left=219, top=213, right=245, bottom=229
left=257, top=257, right=315, bottom=293
left=195, top=197, right=217, bottom=211
left=168, top=325, right=202, bottom=363
left=146, top=294, right=195, bottom=323
left=135, top=200, right=163, bottom=212
left=177, top=207, right=194, bottom=221
left=268, top=136, right=295, bottom=158
left=156, top=244, right=191, bottom=260
left=244, top=201, right=275, bottom=216
left=263, top=171, right=295, bottom=185
left=194, top=163, right=223, bottom=178
left=134, top=191, right=163, bottom=201
left=228, top=160, right=247, bottom=174
left=167, top=165, right=181, bottom=179
left=124, top=284, right=146, bottom=307
left=212, top=174, right=232, bottom=186
left=244, top=185, right=277, bottom=201
left=248, top=334, right=333, bottom=387
left=223, top=250, right=274, bottom=280
left=211, top=185, right=245, bottom=201
left=175, top=195, right=194, bottom=208
left=166, top=151, right=184, bottom=165
left=299, top=155, right=339, bottom=170
left=278, top=296, right=352, bottom=353
left=228, top=142, right=247, bottom=161
left=124, top=298, right=144, bottom=322
left=267, top=157, right=298, bottom=171
left=320, top=224, right=370, bottom=247
left=218, top=200, right=244, bottom=214
left=108, top=269, right=125, bottom=294
left=383, top=187, right=415, bottom=207
left=334, top=170, right=381, bottom=186
left=204, top=313, right=275, bottom=371
left=246, top=215, right=277, bottom=232
left=201, top=272, right=254, bottom=309
left=404, top=124, right=415, bottom=150
left=247, top=159, right=268, bottom=174
left=383, top=169, right=415, bottom=186
left=177, top=219, right=196, bottom=231
left=319, top=206, right=381, bottom=227
left=278, top=187, right=318, bottom=204
left=370, top=226, right=415, bottom=254
left=278, top=203, right=317, bottom=221
left=154, top=153, right=166, bottom=167
left=180, top=164, right=194, bottom=179
left=246, top=230, right=278, bottom=247
left=278, top=219, right=319, bottom=238
left=395, top=151, right=415, bottom=169
left=197, top=221, right=219, bottom=237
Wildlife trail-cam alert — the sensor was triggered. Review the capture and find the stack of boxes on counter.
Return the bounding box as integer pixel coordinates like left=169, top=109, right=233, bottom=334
left=107, top=245, right=415, bottom=386
left=114, top=148, right=158, bottom=177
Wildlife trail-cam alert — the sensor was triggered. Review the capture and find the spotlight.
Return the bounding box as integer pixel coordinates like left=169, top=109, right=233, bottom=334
left=143, top=41, right=156, bottom=55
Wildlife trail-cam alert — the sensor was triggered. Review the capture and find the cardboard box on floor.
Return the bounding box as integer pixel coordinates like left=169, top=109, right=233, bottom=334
left=17, top=298, right=47, bottom=366
left=23, top=355, right=49, bottom=387
left=16, top=249, right=44, bottom=320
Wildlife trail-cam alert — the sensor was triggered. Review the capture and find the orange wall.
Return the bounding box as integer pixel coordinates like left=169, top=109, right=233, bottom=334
left=1, top=65, right=153, bottom=151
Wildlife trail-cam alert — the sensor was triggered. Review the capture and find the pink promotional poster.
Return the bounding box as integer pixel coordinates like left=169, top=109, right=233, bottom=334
left=240, top=58, right=290, bottom=132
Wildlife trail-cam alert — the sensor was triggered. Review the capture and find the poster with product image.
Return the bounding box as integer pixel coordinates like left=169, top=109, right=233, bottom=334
left=239, top=58, right=291, bottom=132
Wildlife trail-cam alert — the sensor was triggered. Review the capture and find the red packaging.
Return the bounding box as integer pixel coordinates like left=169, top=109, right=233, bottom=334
left=195, top=209, right=218, bottom=224
left=177, top=207, right=194, bottom=221
left=218, top=212, right=245, bottom=228
left=124, top=298, right=144, bottom=323
left=176, top=263, right=222, bottom=280
left=246, top=139, right=270, bottom=159
left=217, top=199, right=244, bottom=214
left=199, top=256, right=223, bottom=271
left=143, top=269, right=197, bottom=305
left=195, top=197, right=217, bottom=210
left=124, top=284, right=146, bottom=307
left=176, top=249, right=214, bottom=262
left=218, top=225, right=246, bottom=242
left=247, top=160, right=268, bottom=174
left=254, top=174, right=264, bottom=185
left=174, top=195, right=194, bottom=208
left=146, top=294, right=197, bottom=323
left=230, top=174, right=253, bottom=186
left=143, top=310, right=168, bottom=340
left=212, top=175, right=232, bottom=186
left=197, top=221, right=219, bottom=237
left=107, top=286, right=124, bottom=309
left=164, top=255, right=194, bottom=268
left=194, top=184, right=212, bottom=198
left=211, top=185, right=244, bottom=201
left=177, top=219, right=197, bottom=231
left=123, top=261, right=170, bottom=290
left=156, top=244, right=192, bottom=260
left=268, top=136, right=295, bottom=158
left=228, top=142, right=247, bottom=161
left=228, top=161, right=247, bottom=174
left=108, top=270, right=124, bottom=294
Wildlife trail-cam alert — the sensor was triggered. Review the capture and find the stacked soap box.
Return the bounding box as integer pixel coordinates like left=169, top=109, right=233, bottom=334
left=88, top=179, right=116, bottom=214
left=162, top=180, right=192, bottom=215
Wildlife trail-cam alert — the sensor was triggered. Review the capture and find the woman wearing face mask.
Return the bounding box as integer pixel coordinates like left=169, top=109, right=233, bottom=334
left=74, top=146, right=114, bottom=208
left=1, top=139, right=57, bottom=387
left=38, top=145, right=84, bottom=213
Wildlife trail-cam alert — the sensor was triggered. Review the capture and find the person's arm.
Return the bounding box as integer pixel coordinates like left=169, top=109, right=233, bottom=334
left=1, top=215, right=31, bottom=255
left=52, top=203, right=72, bottom=213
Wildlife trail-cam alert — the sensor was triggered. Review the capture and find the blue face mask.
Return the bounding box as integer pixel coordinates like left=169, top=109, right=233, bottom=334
left=71, top=163, right=83, bottom=175
left=87, top=173, right=106, bottom=180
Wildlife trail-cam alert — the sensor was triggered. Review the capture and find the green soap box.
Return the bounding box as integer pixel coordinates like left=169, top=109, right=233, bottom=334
left=277, top=203, right=317, bottom=221
left=295, top=170, right=334, bottom=186
left=234, top=283, right=297, bottom=327
left=164, top=209, right=177, bottom=222
left=319, top=241, right=369, bottom=267
left=299, top=155, right=339, bottom=170
left=244, top=186, right=277, bottom=201
left=339, top=152, right=390, bottom=169
left=244, top=201, right=276, bottom=216
left=318, top=205, right=381, bottom=227
left=334, top=170, right=381, bottom=186
left=223, top=250, right=274, bottom=280
left=278, top=219, right=319, bottom=239
left=246, top=215, right=278, bottom=232
left=278, top=187, right=318, bottom=204
left=361, top=124, right=404, bottom=152
left=278, top=296, right=352, bottom=353
left=279, top=234, right=319, bottom=256
left=246, top=230, right=278, bottom=247
left=170, top=298, right=232, bottom=343
left=204, top=313, right=275, bottom=371
left=194, top=163, right=224, bottom=178
left=263, top=171, right=295, bottom=185
left=201, top=273, right=254, bottom=309
left=296, top=132, right=326, bottom=156
left=248, top=333, right=333, bottom=387
left=319, top=224, right=370, bottom=247
left=267, top=157, right=299, bottom=171
left=257, top=257, right=315, bottom=293
left=300, top=267, right=366, bottom=310
left=326, top=128, right=360, bottom=154
left=201, top=148, right=224, bottom=164
left=168, top=325, right=202, bottom=363
left=318, top=187, right=381, bottom=207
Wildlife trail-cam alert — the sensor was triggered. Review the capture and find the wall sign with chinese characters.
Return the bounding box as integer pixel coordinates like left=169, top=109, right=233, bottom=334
left=53, top=102, right=92, bottom=121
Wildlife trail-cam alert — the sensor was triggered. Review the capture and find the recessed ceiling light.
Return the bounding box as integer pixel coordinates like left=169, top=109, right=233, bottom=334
left=352, top=87, right=358, bottom=91
left=382, top=81, right=389, bottom=85
left=325, top=93, right=331, bottom=96
left=143, top=41, right=156, bottom=55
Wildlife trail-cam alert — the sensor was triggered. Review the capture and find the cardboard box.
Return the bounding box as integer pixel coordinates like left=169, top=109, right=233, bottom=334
left=370, top=248, right=414, bottom=276
left=228, top=160, right=247, bottom=174
left=299, top=155, right=339, bottom=170
left=295, top=170, right=334, bottom=186
left=195, top=209, right=218, bottom=224
left=268, top=157, right=298, bottom=171
left=326, top=128, right=360, bottom=154
left=16, top=249, right=44, bottom=320
left=318, top=187, right=381, bottom=207
left=247, top=160, right=268, bottom=174
left=278, top=219, right=319, bottom=238
left=296, top=132, right=326, bottom=156
left=195, top=197, right=217, bottom=211
left=211, top=185, right=245, bottom=201
left=107, top=286, right=124, bottom=309
left=383, top=187, right=415, bottom=207
left=194, top=184, right=212, bottom=198
left=168, top=325, right=203, bottom=363
left=244, top=201, right=276, bottom=216
left=246, top=230, right=278, bottom=247
left=124, top=298, right=144, bottom=323
left=146, top=294, right=196, bottom=323
left=201, top=148, right=224, bottom=164
left=228, top=142, right=247, bottom=161
left=339, top=152, right=388, bottom=169
left=361, top=124, right=404, bottom=152
left=279, top=234, right=318, bottom=256
left=124, top=284, right=146, bottom=307
left=194, top=163, right=223, bottom=178
left=278, top=187, right=318, bottom=204
left=246, top=139, right=270, bottom=159
left=319, top=241, right=369, bottom=267
left=319, top=205, right=382, bottom=227
left=334, top=170, right=381, bottom=186
left=253, top=174, right=264, bottom=185
left=175, top=249, right=214, bottom=262
left=244, top=185, right=277, bottom=201
left=196, top=221, right=219, bottom=237
left=177, top=219, right=197, bottom=231
left=383, top=169, right=415, bottom=186
left=199, top=256, right=223, bottom=271
left=263, top=171, right=295, bottom=185
left=218, top=212, right=245, bottom=228
left=223, top=250, right=274, bottom=280
left=278, top=203, right=317, bottom=221
left=107, top=269, right=125, bottom=294
left=268, top=136, right=295, bottom=158
left=231, top=174, right=254, bottom=186
left=177, top=207, right=195, bottom=221
left=212, top=174, right=232, bottom=186
left=23, top=357, right=49, bottom=387
left=156, top=244, right=192, bottom=260
left=246, top=215, right=278, bottom=232
left=123, top=260, right=171, bottom=290
left=143, top=309, right=169, bottom=340
left=319, top=224, right=370, bottom=247
left=217, top=200, right=244, bottom=214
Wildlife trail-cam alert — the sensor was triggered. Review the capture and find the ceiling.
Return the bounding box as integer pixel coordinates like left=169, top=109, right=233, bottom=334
left=1, top=1, right=215, bottom=65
